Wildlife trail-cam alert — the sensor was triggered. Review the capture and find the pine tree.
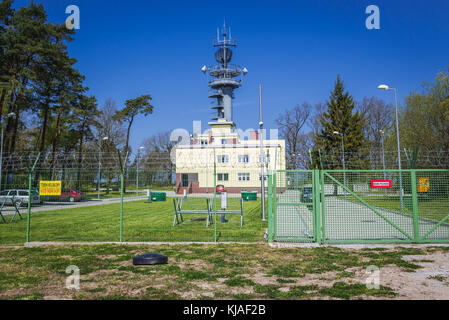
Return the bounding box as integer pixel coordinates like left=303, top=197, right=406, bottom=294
left=313, top=75, right=369, bottom=169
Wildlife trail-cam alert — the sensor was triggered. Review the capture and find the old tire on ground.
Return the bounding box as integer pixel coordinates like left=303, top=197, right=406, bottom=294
left=133, top=253, right=168, bottom=266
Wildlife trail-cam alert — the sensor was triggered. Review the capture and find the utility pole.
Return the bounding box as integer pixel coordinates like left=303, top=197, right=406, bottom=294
left=259, top=82, right=266, bottom=221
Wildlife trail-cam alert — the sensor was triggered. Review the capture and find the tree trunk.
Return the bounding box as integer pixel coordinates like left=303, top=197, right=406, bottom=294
left=122, top=118, right=133, bottom=193
left=76, top=122, right=85, bottom=191
left=51, top=98, right=64, bottom=179
left=39, top=97, right=51, bottom=153
left=0, top=88, right=6, bottom=124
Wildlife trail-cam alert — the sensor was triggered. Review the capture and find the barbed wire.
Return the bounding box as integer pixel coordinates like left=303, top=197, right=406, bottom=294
left=1, top=149, right=449, bottom=171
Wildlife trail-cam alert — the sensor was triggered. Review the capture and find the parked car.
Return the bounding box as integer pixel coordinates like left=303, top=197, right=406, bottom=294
left=216, top=185, right=226, bottom=194
left=0, top=189, right=40, bottom=206
left=60, top=188, right=84, bottom=202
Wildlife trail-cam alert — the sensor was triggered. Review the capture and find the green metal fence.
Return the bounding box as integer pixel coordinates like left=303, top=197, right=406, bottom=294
left=2, top=164, right=448, bottom=244
left=0, top=153, right=266, bottom=244
left=269, top=169, right=449, bottom=243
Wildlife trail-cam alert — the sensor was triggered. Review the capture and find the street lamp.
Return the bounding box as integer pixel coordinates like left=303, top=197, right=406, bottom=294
left=0, top=113, right=16, bottom=192
left=378, top=84, right=404, bottom=210
left=380, top=130, right=387, bottom=195
left=380, top=130, right=387, bottom=176
left=333, top=131, right=346, bottom=197
left=136, top=146, right=144, bottom=196
left=97, top=136, right=109, bottom=200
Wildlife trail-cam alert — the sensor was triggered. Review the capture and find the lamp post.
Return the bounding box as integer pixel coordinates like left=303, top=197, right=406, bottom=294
left=136, top=146, right=144, bottom=196
left=380, top=129, right=387, bottom=195
left=97, top=136, right=108, bottom=200
left=333, top=131, right=346, bottom=197
left=0, top=113, right=16, bottom=192
left=380, top=130, right=386, bottom=177
left=378, top=84, right=403, bottom=210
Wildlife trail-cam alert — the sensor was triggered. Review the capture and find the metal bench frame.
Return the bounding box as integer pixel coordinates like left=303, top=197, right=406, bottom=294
left=0, top=196, right=24, bottom=223
left=173, top=197, right=244, bottom=228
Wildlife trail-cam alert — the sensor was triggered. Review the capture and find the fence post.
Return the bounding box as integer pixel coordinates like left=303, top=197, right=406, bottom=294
left=411, top=170, right=420, bottom=242
left=314, top=170, right=322, bottom=244
left=272, top=171, right=277, bottom=241
left=267, top=171, right=273, bottom=243
left=26, top=153, right=41, bottom=243
left=119, top=151, right=129, bottom=243
left=213, top=149, right=217, bottom=243
left=320, top=170, right=326, bottom=243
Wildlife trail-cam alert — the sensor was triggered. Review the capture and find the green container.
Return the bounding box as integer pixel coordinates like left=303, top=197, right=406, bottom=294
left=150, top=192, right=166, bottom=202
left=242, top=191, right=257, bottom=201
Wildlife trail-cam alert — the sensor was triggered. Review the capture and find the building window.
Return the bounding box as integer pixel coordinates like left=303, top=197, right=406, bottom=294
left=217, top=155, right=229, bottom=163
left=221, top=139, right=227, bottom=145
left=238, top=173, right=250, bottom=181
left=218, top=173, right=228, bottom=181
left=238, top=155, right=250, bottom=163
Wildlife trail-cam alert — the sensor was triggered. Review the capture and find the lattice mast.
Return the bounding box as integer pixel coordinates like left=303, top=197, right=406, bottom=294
left=202, top=21, right=248, bottom=123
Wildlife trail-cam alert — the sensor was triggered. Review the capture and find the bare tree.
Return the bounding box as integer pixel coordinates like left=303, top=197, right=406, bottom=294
left=275, top=103, right=311, bottom=169
left=356, top=96, right=393, bottom=151
left=295, top=132, right=315, bottom=169
left=95, top=98, right=126, bottom=153
left=141, top=131, right=176, bottom=185
left=93, top=98, right=126, bottom=193
left=308, top=102, right=327, bottom=135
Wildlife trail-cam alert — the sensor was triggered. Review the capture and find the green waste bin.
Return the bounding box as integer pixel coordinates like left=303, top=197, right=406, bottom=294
left=151, top=192, right=166, bottom=202
left=241, top=191, right=257, bottom=201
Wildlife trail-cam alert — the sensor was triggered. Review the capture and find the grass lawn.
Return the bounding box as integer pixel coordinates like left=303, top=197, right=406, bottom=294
left=1, top=243, right=447, bottom=300
left=84, top=191, right=147, bottom=199
left=342, top=194, right=449, bottom=221
left=0, top=198, right=265, bottom=244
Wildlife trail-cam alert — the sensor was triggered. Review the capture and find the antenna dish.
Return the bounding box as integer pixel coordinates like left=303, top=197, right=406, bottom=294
left=242, top=67, right=248, bottom=75
left=215, top=48, right=233, bottom=64
left=201, top=65, right=207, bottom=73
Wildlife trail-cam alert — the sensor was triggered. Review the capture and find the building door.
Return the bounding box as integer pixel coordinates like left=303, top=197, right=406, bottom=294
left=182, top=174, right=189, bottom=187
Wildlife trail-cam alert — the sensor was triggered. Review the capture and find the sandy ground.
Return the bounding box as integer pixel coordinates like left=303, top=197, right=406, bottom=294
left=379, top=252, right=449, bottom=299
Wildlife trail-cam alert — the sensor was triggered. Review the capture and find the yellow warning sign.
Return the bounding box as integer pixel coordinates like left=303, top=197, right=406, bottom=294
left=39, top=181, right=62, bottom=196
left=418, top=178, right=430, bottom=193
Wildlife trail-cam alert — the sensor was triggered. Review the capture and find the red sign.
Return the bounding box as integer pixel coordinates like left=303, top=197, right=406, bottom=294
left=371, top=180, right=392, bottom=188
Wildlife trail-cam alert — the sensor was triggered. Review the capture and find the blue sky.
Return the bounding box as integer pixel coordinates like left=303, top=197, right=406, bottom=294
left=14, top=0, right=449, bottom=152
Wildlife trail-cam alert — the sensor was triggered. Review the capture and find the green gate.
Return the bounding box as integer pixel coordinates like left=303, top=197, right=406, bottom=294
left=268, top=169, right=449, bottom=243
left=269, top=170, right=321, bottom=242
